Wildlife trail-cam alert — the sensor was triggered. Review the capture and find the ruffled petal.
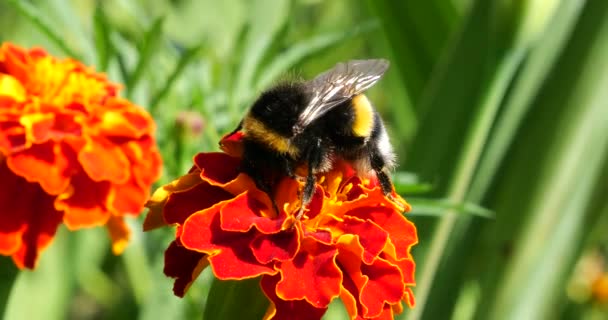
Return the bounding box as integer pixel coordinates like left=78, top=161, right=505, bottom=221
left=261, top=275, right=327, bottom=320
left=164, top=240, right=209, bottom=297
left=180, top=203, right=276, bottom=279
left=0, top=161, right=63, bottom=268
left=275, top=239, right=342, bottom=308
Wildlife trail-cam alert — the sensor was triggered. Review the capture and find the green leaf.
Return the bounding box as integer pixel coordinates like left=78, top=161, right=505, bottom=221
left=366, top=0, right=458, bottom=106
left=204, top=278, right=269, bottom=320
left=392, top=171, right=434, bottom=195
left=483, top=1, right=608, bottom=318
left=229, top=0, right=290, bottom=115
left=93, top=5, right=114, bottom=71
left=7, top=0, right=82, bottom=60
left=254, top=21, right=378, bottom=92
left=126, top=17, right=165, bottom=96
left=149, top=44, right=203, bottom=115
left=408, top=198, right=494, bottom=218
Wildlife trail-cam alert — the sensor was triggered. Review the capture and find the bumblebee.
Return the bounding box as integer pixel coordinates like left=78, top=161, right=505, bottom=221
left=225, top=59, right=396, bottom=217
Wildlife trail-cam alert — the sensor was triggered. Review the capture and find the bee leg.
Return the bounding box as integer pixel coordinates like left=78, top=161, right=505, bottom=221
left=296, top=138, right=322, bottom=220
left=369, top=148, right=394, bottom=197
left=284, top=158, right=296, bottom=179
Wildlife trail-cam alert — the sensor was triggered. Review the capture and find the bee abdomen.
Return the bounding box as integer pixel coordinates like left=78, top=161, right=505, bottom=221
left=351, top=94, right=375, bottom=138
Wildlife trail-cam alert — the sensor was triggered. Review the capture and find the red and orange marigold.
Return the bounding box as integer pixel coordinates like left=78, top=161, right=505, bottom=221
left=145, top=132, right=417, bottom=320
left=0, top=43, right=162, bottom=269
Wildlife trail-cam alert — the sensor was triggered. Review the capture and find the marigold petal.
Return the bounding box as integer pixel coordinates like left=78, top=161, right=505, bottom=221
left=122, top=138, right=162, bottom=187
left=331, top=216, right=389, bottom=264
left=109, top=176, right=148, bottom=216
left=106, top=215, right=130, bottom=254
left=338, top=248, right=404, bottom=318
left=0, top=162, right=30, bottom=254
left=220, top=192, right=284, bottom=233
left=219, top=131, right=245, bottom=157
left=6, top=141, right=76, bottom=194
left=275, top=239, right=342, bottom=308
left=144, top=172, right=203, bottom=231
left=0, top=162, right=63, bottom=269
left=79, top=139, right=130, bottom=183
left=98, top=107, right=152, bottom=138
left=0, top=74, right=26, bottom=102
left=261, top=275, right=327, bottom=320
left=164, top=181, right=233, bottom=225
left=404, top=287, right=415, bottom=308
left=56, top=173, right=111, bottom=229
left=193, top=152, right=241, bottom=185
left=0, top=119, right=27, bottom=152
left=345, top=206, right=417, bottom=260
left=250, top=227, right=300, bottom=264
left=181, top=203, right=276, bottom=279
left=384, top=253, right=416, bottom=285
left=164, top=240, right=209, bottom=297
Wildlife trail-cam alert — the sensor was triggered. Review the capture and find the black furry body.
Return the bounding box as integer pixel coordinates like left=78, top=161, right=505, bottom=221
left=227, top=59, right=394, bottom=218
left=231, top=79, right=396, bottom=215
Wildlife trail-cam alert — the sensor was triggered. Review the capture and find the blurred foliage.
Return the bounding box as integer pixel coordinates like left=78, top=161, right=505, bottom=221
left=1, top=0, right=607, bottom=319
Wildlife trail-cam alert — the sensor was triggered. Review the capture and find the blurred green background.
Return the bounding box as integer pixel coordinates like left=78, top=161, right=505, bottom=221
left=1, top=0, right=607, bottom=319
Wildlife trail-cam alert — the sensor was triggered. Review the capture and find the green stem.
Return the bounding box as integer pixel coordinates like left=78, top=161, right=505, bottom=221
left=0, top=258, right=18, bottom=318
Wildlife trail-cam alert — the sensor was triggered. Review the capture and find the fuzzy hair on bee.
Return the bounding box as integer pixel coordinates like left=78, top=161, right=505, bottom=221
left=224, top=59, right=397, bottom=218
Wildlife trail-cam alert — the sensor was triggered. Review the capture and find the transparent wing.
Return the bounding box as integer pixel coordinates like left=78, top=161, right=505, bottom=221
left=293, top=59, right=389, bottom=134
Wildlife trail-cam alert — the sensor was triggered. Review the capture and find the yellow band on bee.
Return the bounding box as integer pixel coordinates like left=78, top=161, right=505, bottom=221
left=243, top=116, right=299, bottom=157
left=352, top=94, right=374, bottom=137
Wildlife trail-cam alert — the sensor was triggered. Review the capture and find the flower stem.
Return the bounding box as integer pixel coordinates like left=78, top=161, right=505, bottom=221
left=0, top=258, right=18, bottom=317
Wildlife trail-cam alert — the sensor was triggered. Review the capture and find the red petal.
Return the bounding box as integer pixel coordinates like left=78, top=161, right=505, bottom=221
left=330, top=216, right=389, bottom=264
left=6, top=141, right=76, bottom=195
left=250, top=227, right=300, bottom=264
left=143, top=172, right=203, bottom=230
left=338, top=248, right=404, bottom=318
left=404, top=287, right=415, bottom=308
left=261, top=275, right=327, bottom=320
left=123, top=137, right=162, bottom=187
left=164, top=240, right=208, bottom=297
left=345, top=206, right=417, bottom=260
left=275, top=239, right=342, bottom=308
left=109, top=176, right=148, bottom=216
left=180, top=203, right=276, bottom=280
left=193, top=152, right=241, bottom=185
left=220, top=192, right=284, bottom=233
left=78, top=138, right=130, bottom=183
left=56, top=173, right=111, bottom=229
left=164, top=181, right=233, bottom=225
left=0, top=162, right=63, bottom=269
left=106, top=215, right=130, bottom=254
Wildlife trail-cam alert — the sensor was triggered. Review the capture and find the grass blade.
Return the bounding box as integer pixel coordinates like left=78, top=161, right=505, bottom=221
left=255, top=21, right=377, bottom=91
left=126, top=17, right=164, bottom=96
left=7, top=0, right=82, bottom=60
left=149, top=44, right=203, bottom=114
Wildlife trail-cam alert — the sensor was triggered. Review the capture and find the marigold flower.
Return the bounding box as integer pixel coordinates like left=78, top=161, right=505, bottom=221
left=0, top=43, right=162, bottom=269
left=145, top=133, right=417, bottom=320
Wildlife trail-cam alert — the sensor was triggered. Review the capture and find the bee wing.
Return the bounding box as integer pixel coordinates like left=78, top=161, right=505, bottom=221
left=293, top=59, right=389, bottom=134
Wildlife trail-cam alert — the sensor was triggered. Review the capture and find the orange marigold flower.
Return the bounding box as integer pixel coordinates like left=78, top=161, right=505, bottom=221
left=145, top=133, right=417, bottom=320
left=0, top=43, right=162, bottom=269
